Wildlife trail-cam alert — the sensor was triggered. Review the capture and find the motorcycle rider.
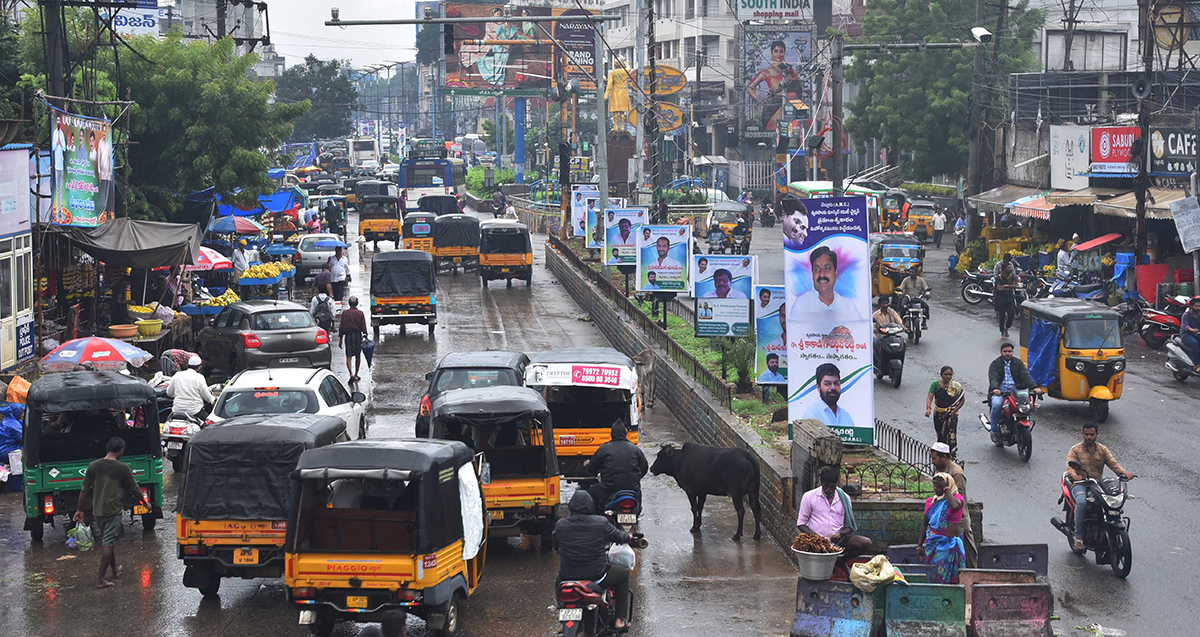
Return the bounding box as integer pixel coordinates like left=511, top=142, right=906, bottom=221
left=553, top=491, right=636, bottom=631
left=986, top=343, right=1042, bottom=442
left=1065, top=423, right=1135, bottom=551
left=492, top=188, right=507, bottom=216
left=897, top=266, right=931, bottom=328
left=165, top=355, right=215, bottom=420
left=584, top=421, right=648, bottom=512
left=1180, top=296, right=1200, bottom=373
left=731, top=218, right=750, bottom=252
left=707, top=222, right=728, bottom=252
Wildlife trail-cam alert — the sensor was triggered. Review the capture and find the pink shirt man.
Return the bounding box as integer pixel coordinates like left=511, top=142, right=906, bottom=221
left=796, top=487, right=845, bottom=538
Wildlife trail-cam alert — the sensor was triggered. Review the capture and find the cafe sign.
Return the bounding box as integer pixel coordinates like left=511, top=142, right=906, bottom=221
left=1150, top=127, right=1196, bottom=175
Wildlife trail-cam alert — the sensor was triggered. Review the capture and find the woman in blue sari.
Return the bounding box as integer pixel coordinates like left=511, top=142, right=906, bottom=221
left=919, top=472, right=966, bottom=583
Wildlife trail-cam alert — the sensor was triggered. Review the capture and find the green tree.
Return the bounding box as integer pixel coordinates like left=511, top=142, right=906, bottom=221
left=275, top=55, right=357, bottom=141
left=481, top=117, right=515, bottom=154
left=846, top=0, right=1043, bottom=179
left=416, top=24, right=441, bottom=67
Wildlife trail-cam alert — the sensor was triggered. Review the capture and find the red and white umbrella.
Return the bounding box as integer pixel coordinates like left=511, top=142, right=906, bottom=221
left=152, top=247, right=232, bottom=272
left=39, top=337, right=153, bottom=372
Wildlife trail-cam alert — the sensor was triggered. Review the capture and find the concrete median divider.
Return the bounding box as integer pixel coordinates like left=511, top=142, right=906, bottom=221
left=884, top=582, right=967, bottom=637
left=976, top=544, right=1048, bottom=577
left=969, top=583, right=1053, bottom=637
left=959, top=569, right=1037, bottom=620
left=790, top=578, right=874, bottom=637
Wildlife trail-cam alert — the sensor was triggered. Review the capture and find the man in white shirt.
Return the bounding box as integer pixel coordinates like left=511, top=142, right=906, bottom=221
left=701, top=268, right=748, bottom=299
left=330, top=246, right=351, bottom=301
left=790, top=246, right=864, bottom=320
left=231, top=240, right=250, bottom=288
left=757, top=353, right=786, bottom=383
left=647, top=236, right=683, bottom=272
left=166, top=356, right=215, bottom=419
left=932, top=208, right=947, bottom=248
left=802, top=363, right=855, bottom=429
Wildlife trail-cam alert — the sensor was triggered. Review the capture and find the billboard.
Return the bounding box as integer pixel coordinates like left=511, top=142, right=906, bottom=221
left=0, top=147, right=32, bottom=238
left=734, top=0, right=815, bottom=22
left=445, top=4, right=554, bottom=92
left=784, top=197, right=873, bottom=444
left=1150, top=127, right=1196, bottom=174
left=603, top=208, right=648, bottom=265
left=744, top=25, right=813, bottom=140
left=572, top=185, right=598, bottom=239
left=555, top=9, right=597, bottom=92
left=50, top=107, right=115, bottom=227
left=110, top=0, right=160, bottom=39
left=1049, top=125, right=1090, bottom=190
left=1091, top=126, right=1140, bottom=174
left=579, top=191, right=624, bottom=244
left=693, top=255, right=755, bottom=337
left=755, top=285, right=787, bottom=385
left=637, top=224, right=690, bottom=292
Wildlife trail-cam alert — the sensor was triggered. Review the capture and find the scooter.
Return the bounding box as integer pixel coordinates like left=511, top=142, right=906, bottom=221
left=556, top=534, right=648, bottom=637
left=953, top=226, right=966, bottom=254
left=491, top=201, right=504, bottom=219
left=1050, top=462, right=1133, bottom=578
left=978, top=389, right=1039, bottom=462
left=1165, top=334, right=1200, bottom=381
left=1139, top=309, right=1180, bottom=349
left=873, top=323, right=906, bottom=388
left=162, top=411, right=204, bottom=472
left=899, top=294, right=928, bottom=345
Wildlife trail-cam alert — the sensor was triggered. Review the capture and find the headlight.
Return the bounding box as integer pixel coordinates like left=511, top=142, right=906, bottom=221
left=1018, top=404, right=1031, bottom=414
left=1074, top=361, right=1086, bottom=372
left=1102, top=494, right=1123, bottom=509
left=1112, top=360, right=1125, bottom=371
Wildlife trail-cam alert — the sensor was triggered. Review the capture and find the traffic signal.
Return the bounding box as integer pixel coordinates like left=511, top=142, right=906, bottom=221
left=443, top=25, right=454, bottom=54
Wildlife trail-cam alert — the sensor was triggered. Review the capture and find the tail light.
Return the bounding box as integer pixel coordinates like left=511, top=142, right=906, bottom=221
left=295, top=251, right=302, bottom=261
left=141, top=487, right=150, bottom=504
left=396, top=589, right=419, bottom=602
left=182, top=544, right=208, bottom=556
left=43, top=496, right=54, bottom=515
left=419, top=394, right=431, bottom=417
left=241, top=332, right=262, bottom=348
left=293, top=587, right=317, bottom=599
left=315, top=328, right=329, bottom=345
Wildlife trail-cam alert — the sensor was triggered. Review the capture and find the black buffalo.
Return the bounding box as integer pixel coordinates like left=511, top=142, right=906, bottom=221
left=650, top=442, right=762, bottom=541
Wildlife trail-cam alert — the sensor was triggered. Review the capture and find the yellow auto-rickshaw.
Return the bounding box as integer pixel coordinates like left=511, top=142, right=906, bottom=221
left=370, top=250, right=437, bottom=338
left=357, top=180, right=401, bottom=249
left=881, top=189, right=908, bottom=232
left=1019, top=298, right=1125, bottom=423
left=905, top=199, right=937, bottom=243
left=285, top=439, right=487, bottom=637
left=870, top=233, right=924, bottom=298
left=433, top=214, right=481, bottom=274
left=479, top=219, right=532, bottom=288
left=429, top=386, right=559, bottom=548
left=176, top=414, right=349, bottom=597
left=403, top=212, right=437, bottom=253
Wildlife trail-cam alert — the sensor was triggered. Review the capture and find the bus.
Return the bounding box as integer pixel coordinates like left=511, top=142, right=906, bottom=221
left=399, top=141, right=467, bottom=202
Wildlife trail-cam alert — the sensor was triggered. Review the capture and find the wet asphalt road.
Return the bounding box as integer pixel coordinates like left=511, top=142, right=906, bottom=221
left=0, top=209, right=798, bottom=637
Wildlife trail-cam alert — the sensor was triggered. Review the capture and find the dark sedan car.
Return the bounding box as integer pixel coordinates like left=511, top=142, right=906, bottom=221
left=415, top=350, right=530, bottom=436
left=197, top=300, right=332, bottom=374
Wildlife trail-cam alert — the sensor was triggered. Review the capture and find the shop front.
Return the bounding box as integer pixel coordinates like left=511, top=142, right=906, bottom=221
left=0, top=144, right=35, bottom=372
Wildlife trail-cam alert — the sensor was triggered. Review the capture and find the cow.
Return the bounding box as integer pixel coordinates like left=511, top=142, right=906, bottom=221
left=633, top=348, right=656, bottom=409
left=650, top=442, right=762, bottom=541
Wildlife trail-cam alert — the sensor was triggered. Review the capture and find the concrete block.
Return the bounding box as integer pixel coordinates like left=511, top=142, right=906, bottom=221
left=959, top=568, right=1037, bottom=619
left=790, top=578, right=874, bottom=637
left=884, top=583, right=967, bottom=637
left=976, top=544, right=1048, bottom=577
left=969, top=583, right=1053, bottom=637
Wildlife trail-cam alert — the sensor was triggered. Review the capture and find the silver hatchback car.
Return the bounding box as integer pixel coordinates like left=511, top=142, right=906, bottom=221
left=294, top=233, right=341, bottom=282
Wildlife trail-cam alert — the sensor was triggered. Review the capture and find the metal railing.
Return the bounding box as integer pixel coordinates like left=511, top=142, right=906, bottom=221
left=874, top=419, right=939, bottom=475
left=841, top=462, right=932, bottom=497
left=549, top=234, right=733, bottom=410
left=669, top=296, right=695, bottom=326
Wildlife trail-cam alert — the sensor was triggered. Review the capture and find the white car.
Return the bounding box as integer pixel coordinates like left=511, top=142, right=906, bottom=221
left=207, top=368, right=368, bottom=438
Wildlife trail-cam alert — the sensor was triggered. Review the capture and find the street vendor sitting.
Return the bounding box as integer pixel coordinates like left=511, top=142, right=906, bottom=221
left=796, top=466, right=873, bottom=561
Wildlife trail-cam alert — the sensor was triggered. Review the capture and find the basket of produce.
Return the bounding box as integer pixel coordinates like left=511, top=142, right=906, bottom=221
left=135, top=319, right=163, bottom=337
left=791, top=533, right=844, bottom=581
left=127, top=304, right=156, bottom=321
left=109, top=324, right=138, bottom=338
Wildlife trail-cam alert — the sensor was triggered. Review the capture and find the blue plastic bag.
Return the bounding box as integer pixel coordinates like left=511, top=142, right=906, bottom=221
left=0, top=403, right=23, bottom=458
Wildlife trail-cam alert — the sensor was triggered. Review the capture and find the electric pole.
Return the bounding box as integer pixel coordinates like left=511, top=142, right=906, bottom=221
left=1133, top=0, right=1152, bottom=277
left=648, top=0, right=661, bottom=220
left=831, top=36, right=844, bottom=196
left=965, top=0, right=989, bottom=238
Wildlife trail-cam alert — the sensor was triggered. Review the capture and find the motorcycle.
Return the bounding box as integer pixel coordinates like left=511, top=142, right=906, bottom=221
left=162, top=411, right=204, bottom=472
left=1165, top=334, right=1200, bottom=381
left=873, top=323, right=906, bottom=388
left=1050, top=462, right=1133, bottom=578
left=601, top=490, right=641, bottom=531
left=960, top=270, right=995, bottom=305
left=758, top=203, right=776, bottom=227
left=730, top=233, right=750, bottom=255
left=977, top=389, right=1039, bottom=462
left=898, top=294, right=928, bottom=345
left=953, top=226, right=966, bottom=254
left=706, top=233, right=728, bottom=254
left=1139, top=309, right=1180, bottom=349
left=491, top=201, right=504, bottom=219
left=556, top=534, right=649, bottom=637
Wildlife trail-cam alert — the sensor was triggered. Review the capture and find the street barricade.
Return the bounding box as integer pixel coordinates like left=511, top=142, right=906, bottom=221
left=886, top=543, right=922, bottom=565
left=884, top=582, right=967, bottom=637
left=959, top=569, right=1037, bottom=619
left=969, top=583, right=1053, bottom=637
left=976, top=544, right=1049, bottom=577
left=790, top=578, right=874, bottom=637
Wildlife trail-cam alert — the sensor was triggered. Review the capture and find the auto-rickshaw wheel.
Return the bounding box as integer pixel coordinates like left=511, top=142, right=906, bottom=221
left=525, top=275, right=532, bottom=286
left=198, top=574, right=220, bottom=597
left=309, top=611, right=335, bottom=637
left=433, top=592, right=464, bottom=637
left=428, top=324, right=435, bottom=335
left=506, top=279, right=512, bottom=288
left=1089, top=398, right=1109, bottom=423
left=29, top=520, right=43, bottom=542
left=171, top=455, right=184, bottom=472
left=143, top=515, right=156, bottom=531
left=400, top=324, right=407, bottom=335
left=373, top=325, right=380, bottom=341
left=481, top=276, right=487, bottom=288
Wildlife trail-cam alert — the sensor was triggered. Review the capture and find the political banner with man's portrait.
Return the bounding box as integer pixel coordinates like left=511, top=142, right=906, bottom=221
left=50, top=107, right=114, bottom=227
left=784, top=197, right=873, bottom=444
left=693, top=254, right=755, bottom=337
left=637, top=224, right=690, bottom=292
left=581, top=192, right=625, bottom=245
left=755, top=285, right=788, bottom=385
left=571, top=185, right=598, bottom=238
left=603, top=208, right=647, bottom=265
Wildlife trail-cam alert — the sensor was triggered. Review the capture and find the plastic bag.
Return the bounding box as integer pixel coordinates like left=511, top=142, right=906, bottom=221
left=849, top=554, right=900, bottom=592
left=608, top=542, right=636, bottom=571
left=5, top=376, right=29, bottom=404
left=68, top=523, right=95, bottom=552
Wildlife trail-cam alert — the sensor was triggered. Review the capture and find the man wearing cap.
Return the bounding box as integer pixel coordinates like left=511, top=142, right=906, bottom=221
left=166, top=356, right=215, bottom=419
left=231, top=239, right=250, bottom=289
left=931, top=442, right=976, bottom=566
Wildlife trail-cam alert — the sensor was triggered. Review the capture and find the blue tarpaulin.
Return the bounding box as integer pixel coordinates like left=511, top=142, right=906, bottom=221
left=267, top=167, right=286, bottom=180
left=1028, top=319, right=1060, bottom=387
left=257, top=190, right=297, bottom=214
left=1112, top=252, right=1134, bottom=287
left=0, top=403, right=24, bottom=458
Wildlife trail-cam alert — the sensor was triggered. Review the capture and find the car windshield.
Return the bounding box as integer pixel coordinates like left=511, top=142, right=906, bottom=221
left=713, top=209, right=741, bottom=224
left=881, top=245, right=920, bottom=259
left=216, top=389, right=318, bottom=418
left=433, top=368, right=520, bottom=394
left=1064, top=318, right=1122, bottom=349
left=251, top=311, right=314, bottom=331
left=408, top=166, right=446, bottom=187
left=299, top=236, right=337, bottom=251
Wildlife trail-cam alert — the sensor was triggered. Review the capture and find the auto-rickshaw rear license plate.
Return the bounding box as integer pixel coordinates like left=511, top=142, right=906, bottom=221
left=234, top=548, right=259, bottom=564
left=559, top=608, right=583, bottom=621
left=133, top=505, right=149, bottom=515
left=453, top=257, right=463, bottom=262
left=617, top=513, right=638, bottom=524
left=167, top=441, right=183, bottom=450
left=491, top=510, right=505, bottom=520
left=347, top=595, right=368, bottom=609
left=501, top=268, right=511, bottom=273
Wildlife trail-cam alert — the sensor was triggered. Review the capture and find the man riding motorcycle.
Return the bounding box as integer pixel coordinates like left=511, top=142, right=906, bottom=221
left=707, top=223, right=728, bottom=252
left=897, top=267, right=931, bottom=328
left=986, top=343, right=1041, bottom=442
left=1065, top=423, right=1135, bottom=551
left=584, top=421, right=648, bottom=513
left=553, top=491, right=636, bottom=632
left=730, top=219, right=750, bottom=252
left=165, top=355, right=215, bottom=420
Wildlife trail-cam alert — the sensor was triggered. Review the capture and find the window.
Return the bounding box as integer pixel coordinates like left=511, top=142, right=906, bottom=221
left=251, top=310, right=315, bottom=331
left=684, top=37, right=696, bottom=67
left=16, top=250, right=31, bottom=314
left=216, top=389, right=319, bottom=418
left=1064, top=319, right=1122, bottom=349
left=320, top=376, right=351, bottom=406
left=432, top=368, right=521, bottom=397
left=0, top=255, right=10, bottom=320
left=1045, top=31, right=1126, bottom=71
left=215, top=307, right=234, bottom=329
left=686, top=0, right=694, bottom=20
left=702, top=35, right=719, bottom=64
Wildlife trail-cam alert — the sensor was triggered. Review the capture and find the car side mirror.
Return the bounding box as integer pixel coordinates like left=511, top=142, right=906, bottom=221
left=1068, top=460, right=1082, bottom=470
left=352, top=391, right=366, bottom=403
left=424, top=371, right=435, bottom=381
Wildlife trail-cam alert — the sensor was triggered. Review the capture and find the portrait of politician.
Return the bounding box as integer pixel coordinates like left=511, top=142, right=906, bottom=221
left=702, top=268, right=747, bottom=299
left=802, top=362, right=855, bottom=428
left=782, top=200, right=810, bottom=250
left=791, top=246, right=864, bottom=320
left=757, top=353, right=787, bottom=383
left=647, top=236, right=683, bottom=271
left=644, top=270, right=662, bottom=290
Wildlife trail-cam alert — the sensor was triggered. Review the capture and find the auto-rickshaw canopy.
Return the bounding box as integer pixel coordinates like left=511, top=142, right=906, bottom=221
left=24, top=371, right=160, bottom=467
left=434, top=214, right=481, bottom=248
left=1021, top=297, right=1123, bottom=324
left=430, top=386, right=558, bottom=478
left=417, top=194, right=461, bottom=216
left=178, top=414, right=347, bottom=521
left=480, top=220, right=531, bottom=254
left=525, top=348, right=638, bottom=391
left=356, top=180, right=398, bottom=199
left=431, top=386, right=549, bottom=430
left=371, top=250, right=435, bottom=297
left=403, top=212, right=437, bottom=235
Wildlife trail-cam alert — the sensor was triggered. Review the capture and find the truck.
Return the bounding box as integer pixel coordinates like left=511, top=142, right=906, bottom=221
left=348, top=136, right=379, bottom=170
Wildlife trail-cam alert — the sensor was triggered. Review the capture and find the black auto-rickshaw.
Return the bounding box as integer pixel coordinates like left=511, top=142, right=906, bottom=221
left=285, top=439, right=487, bottom=637
left=403, top=212, right=437, bottom=254
left=342, top=178, right=361, bottom=207
left=479, top=219, right=532, bottom=288
left=417, top=194, right=462, bottom=217
left=22, top=371, right=165, bottom=540
left=358, top=180, right=402, bottom=249
left=176, top=414, right=349, bottom=596
left=371, top=249, right=437, bottom=339
left=429, top=386, right=559, bottom=548
left=433, top=214, right=481, bottom=274
left=870, top=232, right=924, bottom=298
left=1019, top=298, right=1125, bottom=422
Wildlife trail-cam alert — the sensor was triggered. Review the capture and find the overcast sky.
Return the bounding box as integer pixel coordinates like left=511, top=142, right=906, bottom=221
left=269, top=0, right=421, bottom=71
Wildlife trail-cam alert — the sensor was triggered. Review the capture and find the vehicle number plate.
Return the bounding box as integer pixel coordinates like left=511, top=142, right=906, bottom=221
left=491, top=510, right=505, bottom=520
left=278, top=357, right=299, bottom=364
left=559, top=608, right=583, bottom=621
left=453, top=257, right=463, bottom=262
left=558, top=435, right=575, bottom=446
left=617, top=513, right=638, bottom=524
left=167, top=441, right=184, bottom=450
left=501, top=268, right=511, bottom=273
left=133, top=505, right=149, bottom=515
left=234, top=548, right=259, bottom=565
left=347, top=595, right=368, bottom=609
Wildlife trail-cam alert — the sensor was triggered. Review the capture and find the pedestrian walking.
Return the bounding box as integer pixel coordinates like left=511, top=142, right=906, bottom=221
left=330, top=246, right=351, bottom=302
left=925, top=366, right=964, bottom=457
left=932, top=208, right=947, bottom=248
left=931, top=442, right=977, bottom=567
left=73, top=437, right=148, bottom=588
left=312, top=262, right=334, bottom=299
left=994, top=263, right=1019, bottom=337
left=339, top=296, right=367, bottom=383
left=311, top=290, right=335, bottom=334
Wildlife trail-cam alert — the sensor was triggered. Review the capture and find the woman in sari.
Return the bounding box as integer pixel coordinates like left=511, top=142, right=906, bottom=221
left=925, top=365, right=965, bottom=457
left=919, top=472, right=966, bottom=583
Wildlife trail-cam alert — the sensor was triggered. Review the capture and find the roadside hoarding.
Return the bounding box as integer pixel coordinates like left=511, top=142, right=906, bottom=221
left=640, top=65, right=687, bottom=96
left=755, top=285, right=787, bottom=385
left=0, top=147, right=32, bottom=237
left=637, top=224, right=691, bottom=292
left=572, top=185, right=598, bottom=239
left=50, top=107, right=114, bottom=227
left=1049, top=125, right=1090, bottom=190
left=603, top=208, right=648, bottom=265
left=1090, top=126, right=1140, bottom=174
left=744, top=25, right=813, bottom=140
left=734, top=0, right=815, bottom=22
left=1170, top=196, right=1200, bottom=253
left=693, top=255, right=755, bottom=337
left=580, top=191, right=625, bottom=245
left=555, top=9, right=597, bottom=92
left=445, top=3, right=554, bottom=92
left=784, top=196, right=873, bottom=444
left=1149, top=127, right=1196, bottom=174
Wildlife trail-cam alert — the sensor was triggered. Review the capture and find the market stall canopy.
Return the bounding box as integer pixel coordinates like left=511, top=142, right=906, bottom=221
left=1044, top=187, right=1130, bottom=206
left=1007, top=193, right=1059, bottom=220
left=267, top=167, right=286, bottom=180
left=256, top=190, right=299, bottom=215
left=967, top=184, right=1042, bottom=215
left=1094, top=188, right=1188, bottom=220
left=1073, top=233, right=1123, bottom=252
left=693, top=155, right=729, bottom=167
left=54, top=217, right=201, bottom=270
